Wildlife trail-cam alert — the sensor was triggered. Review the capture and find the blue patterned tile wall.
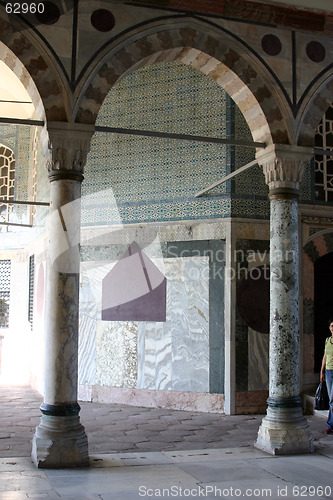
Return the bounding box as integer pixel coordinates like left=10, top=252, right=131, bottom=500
left=82, top=62, right=232, bottom=225
left=0, top=124, right=30, bottom=223
left=0, top=124, right=49, bottom=227
left=82, top=60, right=314, bottom=226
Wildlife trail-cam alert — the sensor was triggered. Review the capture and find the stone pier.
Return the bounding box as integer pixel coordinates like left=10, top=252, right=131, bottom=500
left=32, top=122, right=94, bottom=468
left=255, top=144, right=314, bottom=455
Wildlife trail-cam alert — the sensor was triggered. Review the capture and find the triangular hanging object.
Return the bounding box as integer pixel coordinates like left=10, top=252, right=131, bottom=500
left=102, top=241, right=166, bottom=322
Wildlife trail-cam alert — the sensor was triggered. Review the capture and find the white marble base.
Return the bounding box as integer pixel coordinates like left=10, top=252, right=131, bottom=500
left=32, top=415, right=89, bottom=468
left=255, top=407, right=314, bottom=455
left=78, top=385, right=225, bottom=413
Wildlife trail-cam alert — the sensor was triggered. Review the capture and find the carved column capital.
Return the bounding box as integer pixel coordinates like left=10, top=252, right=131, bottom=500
left=46, top=122, right=95, bottom=181
left=256, top=144, right=313, bottom=198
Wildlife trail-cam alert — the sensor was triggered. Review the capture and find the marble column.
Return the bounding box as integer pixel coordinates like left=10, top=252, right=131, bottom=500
left=255, top=144, right=314, bottom=455
left=32, top=122, right=94, bottom=468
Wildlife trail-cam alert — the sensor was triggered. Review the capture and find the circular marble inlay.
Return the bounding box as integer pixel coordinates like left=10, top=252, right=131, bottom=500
left=261, top=34, right=282, bottom=56
left=35, top=1, right=60, bottom=25
left=91, top=9, right=115, bottom=32
left=306, top=41, right=326, bottom=63
left=236, top=265, right=270, bottom=334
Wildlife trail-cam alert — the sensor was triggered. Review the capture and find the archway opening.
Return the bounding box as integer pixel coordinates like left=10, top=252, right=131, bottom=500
left=0, top=51, right=48, bottom=388
left=314, top=252, right=333, bottom=371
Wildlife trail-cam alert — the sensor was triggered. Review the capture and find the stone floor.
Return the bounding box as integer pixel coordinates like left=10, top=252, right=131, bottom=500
left=1, top=385, right=333, bottom=499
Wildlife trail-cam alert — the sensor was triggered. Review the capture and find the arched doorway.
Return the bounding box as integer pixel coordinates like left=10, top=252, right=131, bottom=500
left=314, top=252, right=333, bottom=371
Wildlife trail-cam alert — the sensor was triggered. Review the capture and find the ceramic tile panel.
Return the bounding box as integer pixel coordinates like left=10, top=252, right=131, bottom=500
left=82, top=61, right=232, bottom=225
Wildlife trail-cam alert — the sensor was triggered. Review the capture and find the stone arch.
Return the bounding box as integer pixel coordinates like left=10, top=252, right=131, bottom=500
left=297, top=71, right=333, bottom=147
left=304, top=231, right=333, bottom=264
left=0, top=40, right=51, bottom=153
left=75, top=18, right=292, bottom=146
left=0, top=41, right=45, bottom=121
left=0, top=16, right=69, bottom=121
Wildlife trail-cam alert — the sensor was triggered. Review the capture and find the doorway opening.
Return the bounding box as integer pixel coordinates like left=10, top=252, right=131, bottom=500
left=314, top=251, right=333, bottom=372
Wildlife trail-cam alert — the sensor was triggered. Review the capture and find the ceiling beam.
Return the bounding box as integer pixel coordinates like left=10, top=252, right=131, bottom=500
left=0, top=120, right=267, bottom=149
left=0, top=221, right=33, bottom=228
left=0, top=199, right=49, bottom=206
left=195, top=158, right=259, bottom=197
left=0, top=117, right=44, bottom=127
left=95, top=125, right=266, bottom=149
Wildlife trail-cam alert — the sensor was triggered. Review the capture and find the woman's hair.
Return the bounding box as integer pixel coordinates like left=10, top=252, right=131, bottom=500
left=329, top=318, right=333, bottom=327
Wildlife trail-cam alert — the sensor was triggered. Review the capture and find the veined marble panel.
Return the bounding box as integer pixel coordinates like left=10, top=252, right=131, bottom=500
left=95, top=321, right=137, bottom=388
left=171, top=258, right=209, bottom=392
left=248, top=328, right=269, bottom=391
left=80, top=254, right=209, bottom=394
left=140, top=322, right=172, bottom=391
left=78, top=314, right=96, bottom=385
left=79, top=264, right=112, bottom=385
left=137, top=256, right=209, bottom=393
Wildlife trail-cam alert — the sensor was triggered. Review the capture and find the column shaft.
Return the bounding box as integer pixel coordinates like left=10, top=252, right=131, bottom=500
left=44, top=177, right=81, bottom=408
left=269, top=195, right=300, bottom=400
left=32, top=122, right=94, bottom=468
left=255, top=145, right=313, bottom=455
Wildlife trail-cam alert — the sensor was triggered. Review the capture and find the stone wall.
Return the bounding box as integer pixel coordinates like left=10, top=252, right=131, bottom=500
left=78, top=222, right=226, bottom=412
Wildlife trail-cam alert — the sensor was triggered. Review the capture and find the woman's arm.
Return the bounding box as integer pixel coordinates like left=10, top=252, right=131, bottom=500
left=320, top=353, right=327, bottom=382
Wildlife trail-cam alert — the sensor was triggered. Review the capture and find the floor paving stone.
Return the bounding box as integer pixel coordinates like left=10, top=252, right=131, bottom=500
left=0, top=386, right=333, bottom=499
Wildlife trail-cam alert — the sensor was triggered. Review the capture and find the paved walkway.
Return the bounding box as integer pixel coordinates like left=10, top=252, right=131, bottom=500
left=0, top=385, right=333, bottom=499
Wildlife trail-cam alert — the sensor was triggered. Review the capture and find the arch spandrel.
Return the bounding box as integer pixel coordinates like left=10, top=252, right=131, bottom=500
left=74, top=21, right=293, bottom=147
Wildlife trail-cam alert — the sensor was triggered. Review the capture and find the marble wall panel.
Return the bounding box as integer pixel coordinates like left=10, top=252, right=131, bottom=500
left=79, top=252, right=210, bottom=394
left=248, top=328, right=269, bottom=391
left=79, top=262, right=114, bottom=385
left=171, top=258, right=209, bottom=392
left=81, top=220, right=227, bottom=248
left=137, top=322, right=172, bottom=390
left=136, top=257, right=209, bottom=393
left=78, top=314, right=96, bottom=386
left=95, top=321, right=137, bottom=388
left=155, top=323, right=173, bottom=391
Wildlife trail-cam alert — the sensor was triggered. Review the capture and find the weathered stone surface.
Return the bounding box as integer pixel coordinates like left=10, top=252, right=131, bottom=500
left=32, top=415, right=89, bottom=468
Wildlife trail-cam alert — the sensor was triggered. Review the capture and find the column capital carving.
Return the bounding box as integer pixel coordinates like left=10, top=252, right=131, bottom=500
left=256, top=144, right=313, bottom=196
left=46, top=122, right=95, bottom=179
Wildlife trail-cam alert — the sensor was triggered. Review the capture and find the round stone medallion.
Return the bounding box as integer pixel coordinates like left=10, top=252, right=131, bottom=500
left=261, top=34, right=282, bottom=56
left=306, top=41, right=326, bottom=62
left=91, top=9, right=115, bottom=32
left=35, top=1, right=60, bottom=25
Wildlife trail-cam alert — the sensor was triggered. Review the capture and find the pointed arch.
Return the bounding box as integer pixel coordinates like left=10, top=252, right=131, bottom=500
left=297, top=71, right=333, bottom=147
left=74, top=18, right=294, bottom=146
left=0, top=15, right=68, bottom=122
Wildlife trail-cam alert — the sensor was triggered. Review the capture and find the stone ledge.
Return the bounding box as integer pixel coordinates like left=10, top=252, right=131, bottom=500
left=78, top=385, right=225, bottom=413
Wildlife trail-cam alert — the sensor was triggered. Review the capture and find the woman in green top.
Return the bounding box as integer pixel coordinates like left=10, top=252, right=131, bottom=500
left=320, top=319, right=333, bottom=434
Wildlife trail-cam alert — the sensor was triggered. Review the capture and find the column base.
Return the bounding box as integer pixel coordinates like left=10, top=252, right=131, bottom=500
left=255, top=397, right=314, bottom=455
left=32, top=414, right=89, bottom=468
